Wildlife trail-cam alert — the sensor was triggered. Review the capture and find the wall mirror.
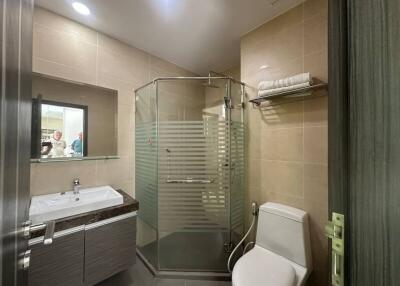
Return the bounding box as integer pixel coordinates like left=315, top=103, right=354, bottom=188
left=31, top=73, right=118, bottom=162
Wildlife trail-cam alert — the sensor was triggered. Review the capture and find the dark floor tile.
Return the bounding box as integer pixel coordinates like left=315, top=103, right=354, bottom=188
left=96, top=256, right=232, bottom=286
left=96, top=258, right=154, bottom=286
left=153, top=278, right=185, bottom=286
left=185, top=280, right=232, bottom=286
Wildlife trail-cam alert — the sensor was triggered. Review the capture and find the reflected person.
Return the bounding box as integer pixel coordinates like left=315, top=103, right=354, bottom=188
left=71, top=132, right=83, bottom=155
left=48, top=130, right=66, bottom=157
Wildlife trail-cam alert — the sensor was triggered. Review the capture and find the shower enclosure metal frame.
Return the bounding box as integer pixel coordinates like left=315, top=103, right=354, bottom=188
left=135, top=75, right=245, bottom=279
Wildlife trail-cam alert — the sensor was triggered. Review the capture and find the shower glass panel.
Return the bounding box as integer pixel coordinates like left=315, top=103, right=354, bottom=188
left=135, top=77, right=245, bottom=274
left=229, top=81, right=245, bottom=247
left=135, top=84, right=158, bottom=268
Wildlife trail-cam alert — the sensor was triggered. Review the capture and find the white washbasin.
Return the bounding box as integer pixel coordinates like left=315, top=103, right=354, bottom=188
left=29, top=185, right=123, bottom=224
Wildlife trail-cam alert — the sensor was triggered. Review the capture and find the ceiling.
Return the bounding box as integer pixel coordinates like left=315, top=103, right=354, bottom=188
left=35, top=0, right=304, bottom=75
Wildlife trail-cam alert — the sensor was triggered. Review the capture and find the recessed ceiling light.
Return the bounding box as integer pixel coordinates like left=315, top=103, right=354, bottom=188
left=72, top=2, right=90, bottom=15
left=259, top=65, right=270, bottom=70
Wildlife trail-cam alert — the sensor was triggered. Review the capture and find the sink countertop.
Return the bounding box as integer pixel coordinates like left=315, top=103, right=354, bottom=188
left=30, top=189, right=138, bottom=239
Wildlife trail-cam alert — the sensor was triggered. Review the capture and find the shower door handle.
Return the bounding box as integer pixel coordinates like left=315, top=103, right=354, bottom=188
left=166, top=179, right=214, bottom=184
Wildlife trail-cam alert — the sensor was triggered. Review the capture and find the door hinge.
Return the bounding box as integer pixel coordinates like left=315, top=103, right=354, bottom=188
left=325, top=212, right=345, bottom=286
left=224, top=96, right=232, bottom=109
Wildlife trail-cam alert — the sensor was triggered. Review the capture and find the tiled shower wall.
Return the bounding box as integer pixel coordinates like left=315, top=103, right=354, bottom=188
left=30, top=8, right=197, bottom=196
left=241, top=0, right=328, bottom=285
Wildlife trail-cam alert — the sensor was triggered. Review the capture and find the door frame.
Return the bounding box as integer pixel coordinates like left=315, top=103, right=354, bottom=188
left=0, top=0, right=34, bottom=285
left=328, top=0, right=350, bottom=284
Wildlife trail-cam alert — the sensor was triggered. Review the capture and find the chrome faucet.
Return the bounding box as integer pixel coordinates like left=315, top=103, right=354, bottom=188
left=73, top=178, right=81, bottom=195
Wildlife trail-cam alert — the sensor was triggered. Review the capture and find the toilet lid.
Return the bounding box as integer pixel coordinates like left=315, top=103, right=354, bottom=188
left=232, top=246, right=296, bottom=286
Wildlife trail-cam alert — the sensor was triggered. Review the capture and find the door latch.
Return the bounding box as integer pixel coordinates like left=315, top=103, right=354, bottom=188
left=325, top=212, right=344, bottom=286
left=18, top=249, right=31, bottom=270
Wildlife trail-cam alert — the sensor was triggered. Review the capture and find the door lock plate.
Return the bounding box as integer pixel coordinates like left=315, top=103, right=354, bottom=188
left=332, top=237, right=343, bottom=255
left=325, top=212, right=345, bottom=286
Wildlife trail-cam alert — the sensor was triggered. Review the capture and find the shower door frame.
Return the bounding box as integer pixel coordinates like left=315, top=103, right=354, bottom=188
left=135, top=76, right=246, bottom=279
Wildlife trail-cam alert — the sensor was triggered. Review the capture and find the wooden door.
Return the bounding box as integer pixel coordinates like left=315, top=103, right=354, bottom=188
left=0, top=0, right=34, bottom=285
left=329, top=0, right=400, bottom=285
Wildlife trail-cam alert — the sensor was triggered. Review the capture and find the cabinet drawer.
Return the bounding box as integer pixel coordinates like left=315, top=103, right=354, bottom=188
left=84, top=215, right=136, bottom=285
left=29, top=227, right=85, bottom=286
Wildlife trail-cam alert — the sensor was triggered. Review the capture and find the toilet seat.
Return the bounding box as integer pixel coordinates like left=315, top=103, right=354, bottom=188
left=232, top=245, right=296, bottom=286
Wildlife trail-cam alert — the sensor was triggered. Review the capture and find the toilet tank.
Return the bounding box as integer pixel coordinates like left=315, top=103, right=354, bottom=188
left=256, top=202, right=312, bottom=269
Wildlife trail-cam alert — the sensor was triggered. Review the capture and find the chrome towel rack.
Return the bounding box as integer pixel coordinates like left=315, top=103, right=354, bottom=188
left=249, top=82, right=328, bottom=107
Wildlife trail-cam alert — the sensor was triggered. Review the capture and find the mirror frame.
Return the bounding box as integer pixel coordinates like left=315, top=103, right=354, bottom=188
left=31, top=98, right=89, bottom=158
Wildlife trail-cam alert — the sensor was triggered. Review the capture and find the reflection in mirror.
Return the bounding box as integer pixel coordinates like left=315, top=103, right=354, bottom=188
left=31, top=74, right=118, bottom=160
left=39, top=101, right=87, bottom=158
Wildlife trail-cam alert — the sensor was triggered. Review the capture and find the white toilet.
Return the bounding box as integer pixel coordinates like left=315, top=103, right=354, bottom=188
left=232, top=202, right=312, bottom=286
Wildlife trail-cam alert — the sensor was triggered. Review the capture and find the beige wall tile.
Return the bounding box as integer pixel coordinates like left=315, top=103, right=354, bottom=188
left=260, top=128, right=303, bottom=161
left=150, top=55, right=193, bottom=77
left=303, top=0, right=328, bottom=20
left=246, top=159, right=261, bottom=191
left=97, top=47, right=147, bottom=85
left=97, top=73, right=135, bottom=106
left=303, top=90, right=328, bottom=126
left=34, top=8, right=97, bottom=45
left=278, top=57, right=304, bottom=80
left=96, top=157, right=132, bottom=186
left=33, top=57, right=97, bottom=86
left=260, top=160, right=304, bottom=198
left=117, top=105, right=134, bottom=157
left=304, top=49, right=328, bottom=82
left=33, top=23, right=97, bottom=85
left=30, top=160, right=98, bottom=196
left=304, top=163, right=328, bottom=207
left=115, top=180, right=134, bottom=197
left=33, top=23, right=97, bottom=74
left=304, top=200, right=329, bottom=286
left=304, top=126, right=328, bottom=164
left=98, top=33, right=148, bottom=63
left=274, top=24, right=304, bottom=62
left=262, top=191, right=305, bottom=210
left=246, top=109, right=261, bottom=160
left=259, top=101, right=303, bottom=129
left=304, top=12, right=328, bottom=56
left=245, top=4, right=304, bottom=42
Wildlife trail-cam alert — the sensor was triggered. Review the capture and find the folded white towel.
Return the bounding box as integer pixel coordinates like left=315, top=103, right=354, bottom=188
left=258, top=72, right=311, bottom=91
left=258, top=82, right=310, bottom=97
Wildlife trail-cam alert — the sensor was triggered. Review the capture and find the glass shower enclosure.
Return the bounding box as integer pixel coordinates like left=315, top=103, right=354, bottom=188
left=135, top=76, right=245, bottom=276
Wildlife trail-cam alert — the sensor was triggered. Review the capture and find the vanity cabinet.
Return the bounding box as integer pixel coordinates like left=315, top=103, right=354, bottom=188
left=29, top=228, right=85, bottom=286
left=84, top=216, right=137, bottom=285
left=28, top=213, right=137, bottom=286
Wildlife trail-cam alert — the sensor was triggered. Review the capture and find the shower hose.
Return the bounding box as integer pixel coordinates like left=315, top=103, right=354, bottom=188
left=227, top=202, right=259, bottom=273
